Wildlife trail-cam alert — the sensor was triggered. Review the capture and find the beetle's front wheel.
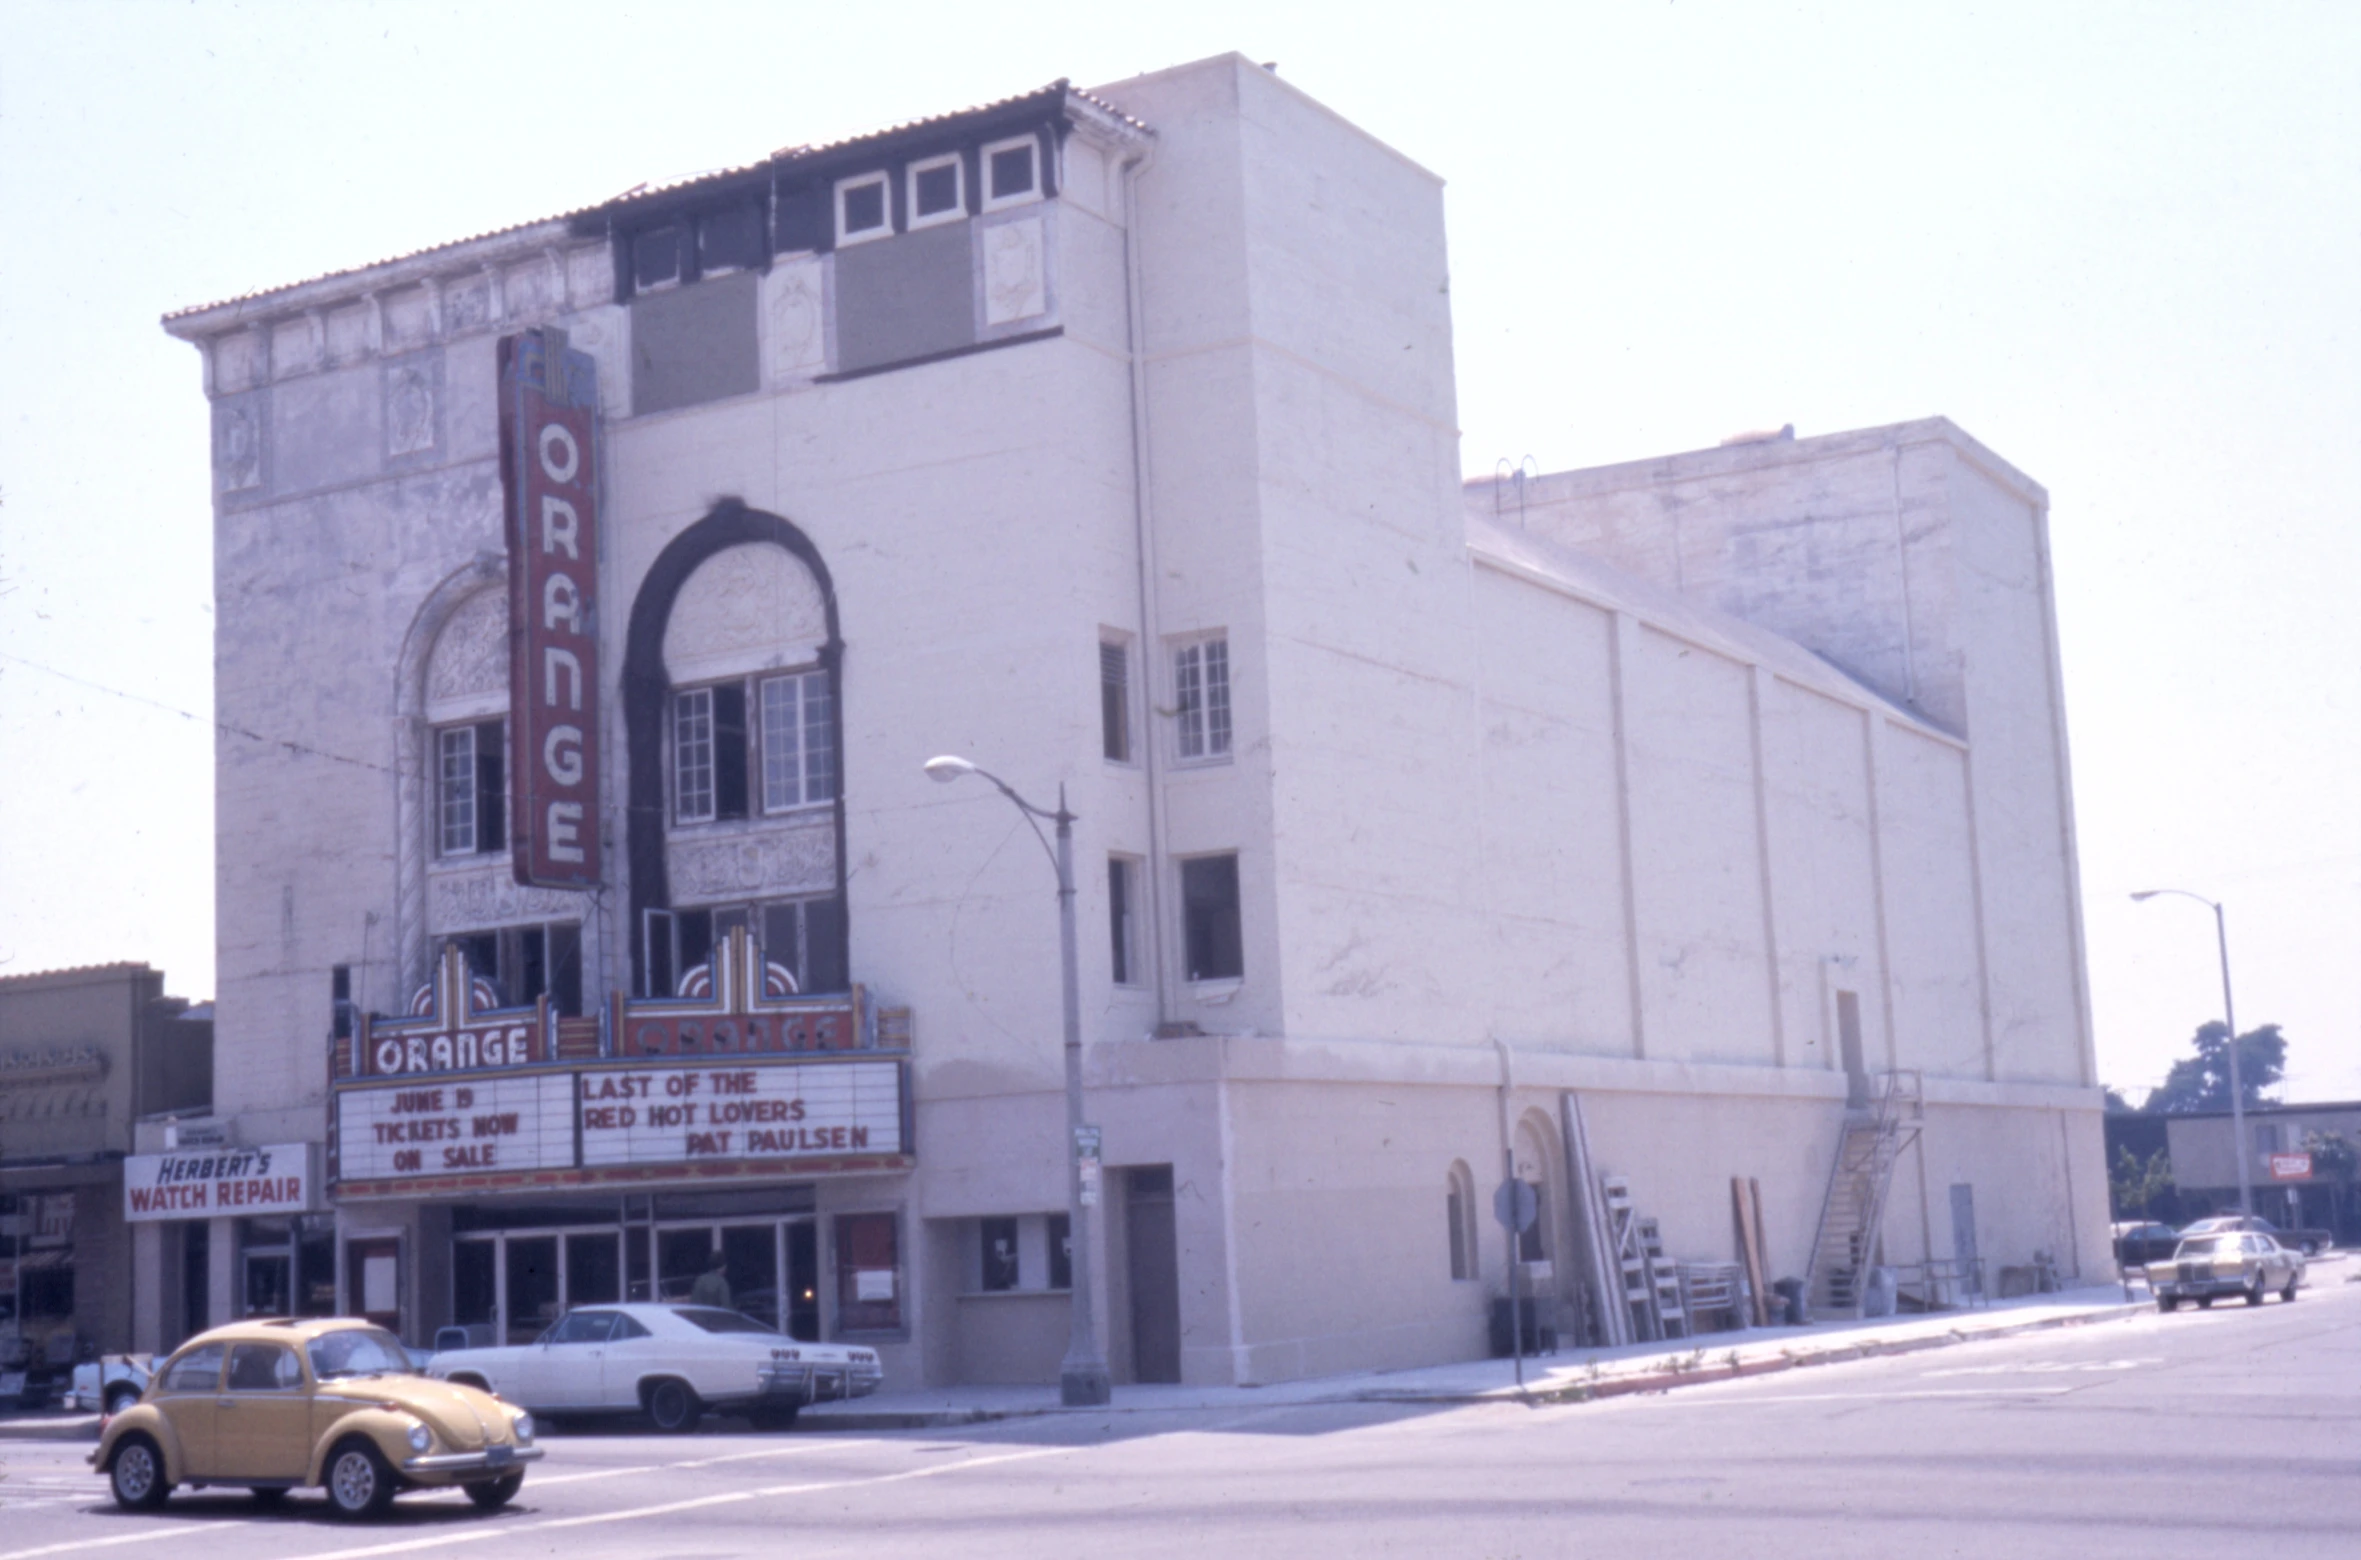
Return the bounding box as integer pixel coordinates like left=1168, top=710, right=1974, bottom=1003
left=325, top=1438, right=396, bottom=1520
left=108, top=1435, right=172, bottom=1511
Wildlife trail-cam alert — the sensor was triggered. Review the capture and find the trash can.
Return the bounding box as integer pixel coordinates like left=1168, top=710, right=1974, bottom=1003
left=1771, top=1277, right=1807, bottom=1326
left=1489, top=1296, right=1554, bottom=1356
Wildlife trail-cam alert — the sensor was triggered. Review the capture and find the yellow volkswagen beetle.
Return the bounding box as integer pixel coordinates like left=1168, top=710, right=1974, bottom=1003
left=91, top=1317, right=541, bottom=1518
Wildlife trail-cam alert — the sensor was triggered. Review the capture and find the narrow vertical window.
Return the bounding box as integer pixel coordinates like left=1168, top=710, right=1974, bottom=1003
left=1447, top=1186, right=1469, bottom=1281
left=761, top=900, right=807, bottom=990
left=1100, top=642, right=1130, bottom=762
left=673, top=688, right=715, bottom=823
left=979, top=1217, right=1019, bottom=1292
left=438, top=726, right=477, bottom=855
left=1174, top=644, right=1203, bottom=758
left=801, top=672, right=836, bottom=803
left=1174, top=638, right=1231, bottom=761
left=760, top=671, right=836, bottom=811
left=643, top=909, right=677, bottom=999
left=1180, top=853, right=1243, bottom=982
left=331, top=965, right=353, bottom=1041
left=1047, top=1212, right=1072, bottom=1290
left=1202, top=639, right=1231, bottom=756
left=1107, top=857, right=1138, bottom=986
left=712, top=683, right=749, bottom=820
left=473, top=719, right=506, bottom=851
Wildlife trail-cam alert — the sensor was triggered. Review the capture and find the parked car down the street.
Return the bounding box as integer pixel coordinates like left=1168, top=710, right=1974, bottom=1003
left=2144, top=1232, right=2305, bottom=1312
left=91, top=1317, right=540, bottom=1518
left=70, top=1354, right=157, bottom=1416
left=426, top=1302, right=883, bottom=1432
left=2110, top=1221, right=2183, bottom=1269
left=2179, top=1213, right=2333, bottom=1257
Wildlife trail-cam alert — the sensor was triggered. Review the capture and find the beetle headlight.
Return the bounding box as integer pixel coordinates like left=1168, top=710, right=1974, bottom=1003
left=511, top=1412, right=534, bottom=1443
left=407, top=1422, right=433, bottom=1454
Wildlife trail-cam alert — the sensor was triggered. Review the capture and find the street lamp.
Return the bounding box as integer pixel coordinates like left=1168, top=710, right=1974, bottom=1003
left=924, top=754, right=1113, bottom=1406
left=2130, top=887, right=2252, bottom=1216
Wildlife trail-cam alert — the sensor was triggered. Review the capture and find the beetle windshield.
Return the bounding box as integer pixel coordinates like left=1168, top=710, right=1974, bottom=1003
left=672, top=1306, right=780, bottom=1335
left=307, top=1326, right=416, bottom=1380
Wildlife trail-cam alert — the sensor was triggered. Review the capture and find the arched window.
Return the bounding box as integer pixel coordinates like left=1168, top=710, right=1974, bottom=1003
left=623, top=503, right=846, bottom=999
left=1446, top=1160, right=1478, bottom=1281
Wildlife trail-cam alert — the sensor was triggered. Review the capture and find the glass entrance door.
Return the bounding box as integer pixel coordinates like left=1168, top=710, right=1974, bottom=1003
left=504, top=1236, right=559, bottom=1344
left=242, top=1251, right=290, bottom=1317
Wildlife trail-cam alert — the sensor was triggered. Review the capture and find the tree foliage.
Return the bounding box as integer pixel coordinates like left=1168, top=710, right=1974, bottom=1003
left=2140, top=1021, right=2286, bottom=1114
left=2304, top=1130, right=2357, bottom=1183
left=2110, top=1146, right=2176, bottom=1221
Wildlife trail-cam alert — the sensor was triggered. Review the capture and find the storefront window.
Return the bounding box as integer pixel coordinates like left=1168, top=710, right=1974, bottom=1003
left=834, top=1212, right=901, bottom=1333
left=1, top=1193, right=78, bottom=1352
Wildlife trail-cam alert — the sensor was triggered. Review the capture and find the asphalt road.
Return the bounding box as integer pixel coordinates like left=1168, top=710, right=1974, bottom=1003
left=6, top=1276, right=2357, bottom=1559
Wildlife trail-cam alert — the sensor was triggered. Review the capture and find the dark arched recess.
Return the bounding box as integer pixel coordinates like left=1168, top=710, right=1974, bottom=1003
left=622, top=498, right=846, bottom=996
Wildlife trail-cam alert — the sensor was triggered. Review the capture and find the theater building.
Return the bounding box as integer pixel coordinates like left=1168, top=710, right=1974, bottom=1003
left=157, top=54, right=2107, bottom=1383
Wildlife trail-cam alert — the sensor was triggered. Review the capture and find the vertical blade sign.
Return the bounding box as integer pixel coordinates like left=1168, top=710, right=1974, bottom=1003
left=501, top=328, right=602, bottom=888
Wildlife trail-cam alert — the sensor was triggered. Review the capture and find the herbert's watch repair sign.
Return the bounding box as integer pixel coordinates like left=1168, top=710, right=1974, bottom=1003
left=124, top=1143, right=313, bottom=1221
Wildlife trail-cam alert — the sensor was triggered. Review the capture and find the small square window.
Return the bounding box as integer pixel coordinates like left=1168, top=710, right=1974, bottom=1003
left=907, top=154, right=964, bottom=229
left=982, top=135, right=1041, bottom=210
left=835, top=173, right=890, bottom=246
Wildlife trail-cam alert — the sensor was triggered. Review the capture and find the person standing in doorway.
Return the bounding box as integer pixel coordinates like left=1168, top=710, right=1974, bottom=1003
left=689, top=1249, right=731, bottom=1309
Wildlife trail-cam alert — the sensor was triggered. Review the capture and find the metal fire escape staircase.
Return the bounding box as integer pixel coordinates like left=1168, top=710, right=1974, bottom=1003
left=1804, top=1071, right=1923, bottom=1319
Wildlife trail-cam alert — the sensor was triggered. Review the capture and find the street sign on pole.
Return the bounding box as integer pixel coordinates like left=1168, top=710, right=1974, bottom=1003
left=1494, top=1178, right=1538, bottom=1232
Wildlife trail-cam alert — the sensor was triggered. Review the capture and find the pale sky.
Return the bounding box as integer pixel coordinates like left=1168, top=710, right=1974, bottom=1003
left=2, top=1, right=2354, bottom=1102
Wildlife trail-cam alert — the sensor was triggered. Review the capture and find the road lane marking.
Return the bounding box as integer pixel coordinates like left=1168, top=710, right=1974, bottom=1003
left=1921, top=1358, right=2158, bottom=1378
left=255, top=1445, right=1073, bottom=1560
left=0, top=1521, right=255, bottom=1560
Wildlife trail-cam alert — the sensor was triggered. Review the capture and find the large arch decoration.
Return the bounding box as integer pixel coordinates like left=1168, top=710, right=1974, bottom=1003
left=622, top=499, right=846, bottom=996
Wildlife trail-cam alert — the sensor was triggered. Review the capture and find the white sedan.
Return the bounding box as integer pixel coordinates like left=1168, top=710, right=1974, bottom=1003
left=426, top=1303, right=882, bottom=1432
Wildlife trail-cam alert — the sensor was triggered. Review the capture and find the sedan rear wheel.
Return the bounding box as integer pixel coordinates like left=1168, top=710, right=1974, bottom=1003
left=2197, top=1294, right=2215, bottom=1309
left=2281, top=1276, right=2300, bottom=1302
left=646, top=1378, right=702, bottom=1435
left=325, top=1438, right=397, bottom=1520
left=108, top=1434, right=172, bottom=1511
left=2156, top=1295, right=2179, bottom=1313
left=2245, top=1275, right=2267, bottom=1307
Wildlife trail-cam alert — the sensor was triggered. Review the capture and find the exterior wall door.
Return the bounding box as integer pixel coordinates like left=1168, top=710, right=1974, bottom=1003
left=1950, top=1183, right=1981, bottom=1295
left=1126, top=1166, right=1182, bottom=1385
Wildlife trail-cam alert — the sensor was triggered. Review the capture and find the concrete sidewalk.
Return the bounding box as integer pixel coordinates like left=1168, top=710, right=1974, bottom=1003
left=797, top=1278, right=2173, bottom=1430
left=16, top=1265, right=2324, bottom=1443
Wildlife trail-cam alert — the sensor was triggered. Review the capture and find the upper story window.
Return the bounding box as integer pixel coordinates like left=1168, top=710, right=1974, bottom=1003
left=1181, top=853, right=1243, bottom=983
left=674, top=671, right=834, bottom=826
left=1100, top=640, right=1132, bottom=763
left=835, top=172, right=891, bottom=246
left=1173, top=637, right=1232, bottom=762
left=437, top=720, right=506, bottom=857
left=907, top=154, right=965, bottom=230
left=982, top=135, right=1041, bottom=211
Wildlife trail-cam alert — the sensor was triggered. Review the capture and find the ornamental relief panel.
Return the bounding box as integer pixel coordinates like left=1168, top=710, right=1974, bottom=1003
left=428, top=861, right=592, bottom=931
left=667, top=816, right=835, bottom=903
left=663, top=543, right=828, bottom=684
left=425, top=588, right=509, bottom=711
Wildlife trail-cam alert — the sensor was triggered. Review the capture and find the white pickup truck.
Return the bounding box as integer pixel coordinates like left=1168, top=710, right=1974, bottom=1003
left=66, top=1354, right=156, bottom=1416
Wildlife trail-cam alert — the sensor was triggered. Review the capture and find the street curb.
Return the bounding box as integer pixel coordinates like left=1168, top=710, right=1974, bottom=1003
left=0, top=1415, right=98, bottom=1443
left=798, top=1408, right=1002, bottom=1431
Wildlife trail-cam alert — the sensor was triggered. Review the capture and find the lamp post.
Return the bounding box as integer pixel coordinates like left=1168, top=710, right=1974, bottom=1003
left=2131, top=888, right=2252, bottom=1216
left=924, top=754, right=1113, bottom=1406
